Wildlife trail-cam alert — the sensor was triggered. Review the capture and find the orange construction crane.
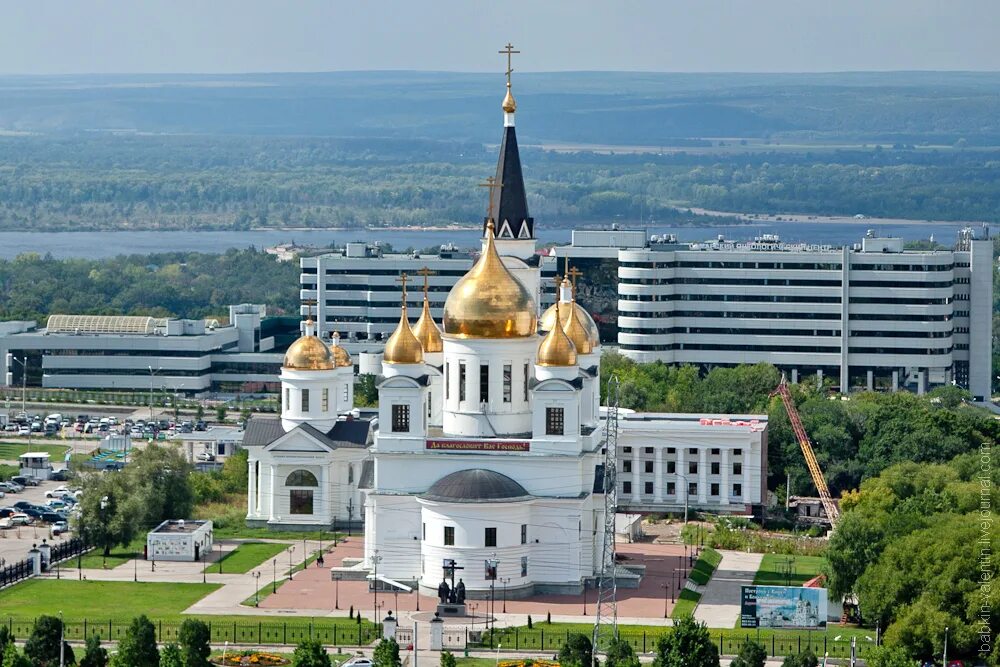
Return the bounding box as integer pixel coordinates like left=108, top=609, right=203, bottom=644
left=771, top=377, right=840, bottom=524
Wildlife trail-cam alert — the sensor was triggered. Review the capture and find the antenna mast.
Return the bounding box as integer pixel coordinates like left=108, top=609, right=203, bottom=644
left=593, top=374, right=620, bottom=653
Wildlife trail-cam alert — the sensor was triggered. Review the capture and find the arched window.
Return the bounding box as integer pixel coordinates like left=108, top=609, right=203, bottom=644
left=285, top=470, right=318, bottom=487
left=348, top=464, right=354, bottom=485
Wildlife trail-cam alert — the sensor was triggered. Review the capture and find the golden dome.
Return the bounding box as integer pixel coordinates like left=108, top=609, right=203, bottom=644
left=562, top=298, right=594, bottom=355
left=536, top=302, right=577, bottom=367
left=539, top=302, right=599, bottom=347
left=412, top=297, right=443, bottom=353
left=330, top=334, right=353, bottom=368
left=443, top=221, right=537, bottom=339
left=384, top=305, right=424, bottom=365
left=284, top=332, right=335, bottom=371
left=502, top=84, right=517, bottom=114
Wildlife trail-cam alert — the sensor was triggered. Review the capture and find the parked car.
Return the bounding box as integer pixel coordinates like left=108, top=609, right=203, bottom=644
left=0, top=483, right=19, bottom=494
left=0, top=508, right=17, bottom=518
left=342, top=658, right=373, bottom=667
left=195, top=420, right=207, bottom=431
left=12, top=501, right=35, bottom=511
left=11, top=476, right=38, bottom=487
left=51, top=521, right=69, bottom=535
left=3, top=424, right=17, bottom=432
left=21, top=507, right=45, bottom=519
left=7, top=513, right=32, bottom=526
left=40, top=511, right=67, bottom=524
left=47, top=499, right=69, bottom=510
left=196, top=452, right=216, bottom=462
left=17, top=426, right=30, bottom=436
left=49, top=469, right=71, bottom=482
left=46, top=485, right=71, bottom=498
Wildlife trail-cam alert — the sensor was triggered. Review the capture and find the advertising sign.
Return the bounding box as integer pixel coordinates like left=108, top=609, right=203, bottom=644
left=740, top=585, right=828, bottom=628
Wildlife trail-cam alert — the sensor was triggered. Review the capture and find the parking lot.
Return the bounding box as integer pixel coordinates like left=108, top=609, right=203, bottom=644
left=0, top=478, right=76, bottom=568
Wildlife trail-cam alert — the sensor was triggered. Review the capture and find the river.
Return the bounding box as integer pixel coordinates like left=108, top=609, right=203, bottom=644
left=0, top=219, right=981, bottom=259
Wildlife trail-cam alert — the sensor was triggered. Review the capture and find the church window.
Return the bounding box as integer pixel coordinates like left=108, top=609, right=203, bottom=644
left=348, top=465, right=354, bottom=484
left=644, top=482, right=653, bottom=495
left=485, top=527, right=497, bottom=547
left=711, top=462, right=720, bottom=475
left=343, top=385, right=349, bottom=402
left=423, top=523, right=426, bottom=540
left=622, top=460, right=631, bottom=473
left=301, top=389, right=310, bottom=412
left=733, top=462, right=742, bottom=475
left=644, top=461, right=653, bottom=473
left=688, top=448, right=697, bottom=455
left=667, top=461, right=676, bottom=474
left=523, top=363, right=529, bottom=401
left=688, top=482, right=698, bottom=496
left=520, top=556, right=528, bottom=577
left=623, top=447, right=632, bottom=453
left=391, top=404, right=410, bottom=432
left=290, top=490, right=313, bottom=515
left=667, top=482, right=676, bottom=495
left=711, top=448, right=720, bottom=455
left=503, top=364, right=512, bottom=403
left=644, top=447, right=654, bottom=454
left=521, top=524, right=527, bottom=544
left=459, top=362, right=467, bottom=402
left=733, top=483, right=742, bottom=497
left=285, top=470, right=318, bottom=487
left=545, top=407, right=565, bottom=436
left=322, top=388, right=329, bottom=412
left=710, top=483, right=720, bottom=496
left=735, top=448, right=742, bottom=456
left=480, top=364, right=489, bottom=403
left=444, top=526, right=455, bottom=546
left=445, top=363, right=450, bottom=400
left=689, top=462, right=698, bottom=475
left=622, top=481, right=632, bottom=494
left=283, top=388, right=289, bottom=411
left=427, top=397, right=432, bottom=420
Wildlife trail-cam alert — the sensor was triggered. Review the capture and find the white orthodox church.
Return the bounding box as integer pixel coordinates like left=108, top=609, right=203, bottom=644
left=242, top=65, right=768, bottom=598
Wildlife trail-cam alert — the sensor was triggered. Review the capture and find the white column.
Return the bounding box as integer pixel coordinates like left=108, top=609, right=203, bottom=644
left=891, top=370, right=899, bottom=392
left=743, top=448, right=752, bottom=504
left=918, top=369, right=927, bottom=395
left=247, top=457, right=257, bottom=517
left=698, top=448, right=708, bottom=503
left=720, top=448, right=730, bottom=507
left=653, top=447, right=664, bottom=502
left=816, top=369, right=823, bottom=389
left=267, top=463, right=277, bottom=521
left=320, top=465, right=330, bottom=523
left=631, top=447, right=640, bottom=502
left=866, top=369, right=874, bottom=392
left=791, top=368, right=799, bottom=384
left=676, top=448, right=686, bottom=507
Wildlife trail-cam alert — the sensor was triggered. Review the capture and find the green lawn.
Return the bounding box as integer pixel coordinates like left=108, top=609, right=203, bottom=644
left=671, top=588, right=701, bottom=619
left=0, top=442, right=71, bottom=460
left=205, top=541, right=288, bottom=574
left=214, top=525, right=345, bottom=541
left=688, top=547, right=723, bottom=586
left=753, top=554, right=827, bottom=587
left=77, top=536, right=147, bottom=569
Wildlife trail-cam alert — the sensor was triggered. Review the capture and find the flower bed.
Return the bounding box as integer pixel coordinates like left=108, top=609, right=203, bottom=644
left=212, top=652, right=290, bottom=666
left=498, top=660, right=559, bottom=667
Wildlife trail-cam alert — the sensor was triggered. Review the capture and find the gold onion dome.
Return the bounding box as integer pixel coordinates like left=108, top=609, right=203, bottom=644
left=536, top=302, right=577, bottom=367
left=502, top=84, right=517, bottom=114
left=384, top=305, right=424, bottom=365
left=412, top=297, right=444, bottom=353
left=562, top=297, right=594, bottom=355
left=284, top=326, right=335, bottom=371
left=330, top=334, right=353, bottom=368
left=443, top=221, right=537, bottom=338
left=539, top=302, right=599, bottom=349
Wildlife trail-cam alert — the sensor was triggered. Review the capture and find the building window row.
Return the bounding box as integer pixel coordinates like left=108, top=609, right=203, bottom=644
left=621, top=481, right=744, bottom=499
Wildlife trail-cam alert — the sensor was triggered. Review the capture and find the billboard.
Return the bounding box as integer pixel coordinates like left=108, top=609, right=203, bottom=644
left=741, top=585, right=828, bottom=629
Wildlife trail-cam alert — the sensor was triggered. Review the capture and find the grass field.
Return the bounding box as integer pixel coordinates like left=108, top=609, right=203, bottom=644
left=688, top=547, right=723, bottom=586
left=671, top=588, right=702, bottom=619
left=77, top=536, right=147, bottom=569
left=0, top=579, right=379, bottom=647
left=0, top=442, right=71, bottom=460
left=205, top=542, right=288, bottom=574
left=753, top=554, right=826, bottom=587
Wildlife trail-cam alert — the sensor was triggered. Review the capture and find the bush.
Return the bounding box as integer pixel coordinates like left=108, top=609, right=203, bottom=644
left=558, top=634, right=593, bottom=667
left=651, top=615, right=719, bottom=667
left=79, top=635, right=109, bottom=667
left=440, top=651, right=457, bottom=667
left=160, top=644, right=183, bottom=667
left=730, top=640, right=766, bottom=667
left=527, top=615, right=533, bottom=629
left=24, top=614, right=74, bottom=667
left=604, top=637, right=640, bottom=667
left=373, top=638, right=401, bottom=667
left=780, top=650, right=818, bottom=667
left=112, top=615, right=159, bottom=667
left=179, top=618, right=212, bottom=667
left=292, top=639, right=331, bottom=667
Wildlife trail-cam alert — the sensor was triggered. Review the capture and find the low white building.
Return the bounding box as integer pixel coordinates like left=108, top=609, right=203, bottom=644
left=19, top=452, right=53, bottom=481
left=146, top=519, right=214, bottom=562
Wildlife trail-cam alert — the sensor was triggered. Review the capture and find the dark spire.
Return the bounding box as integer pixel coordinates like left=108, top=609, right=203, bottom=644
left=484, top=125, right=533, bottom=240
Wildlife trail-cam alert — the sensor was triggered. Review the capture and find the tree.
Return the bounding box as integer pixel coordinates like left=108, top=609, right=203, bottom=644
left=160, top=644, right=183, bottom=667
left=0, top=628, right=11, bottom=665
left=604, top=636, right=640, bottom=667
left=76, top=469, right=142, bottom=557
left=178, top=618, right=211, bottom=667
left=864, top=646, right=917, bottom=667
left=24, top=614, right=74, bottom=667
left=292, top=639, right=331, bottom=667
left=80, top=635, right=109, bottom=667
left=373, top=638, right=401, bottom=667
left=215, top=405, right=227, bottom=423
left=729, top=640, right=766, bottom=667
left=196, top=404, right=205, bottom=421
left=558, top=633, right=593, bottom=667
left=652, top=615, right=719, bottom=667
left=113, top=615, right=160, bottom=667
left=1, top=643, right=31, bottom=667
left=780, top=650, right=817, bottom=667
left=439, top=651, right=457, bottom=667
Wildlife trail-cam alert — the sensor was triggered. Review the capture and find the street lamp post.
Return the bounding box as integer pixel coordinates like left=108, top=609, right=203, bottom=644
left=253, top=571, right=261, bottom=607
left=333, top=572, right=341, bottom=610
left=662, top=584, right=669, bottom=618
left=272, top=558, right=277, bottom=594
left=99, top=495, right=109, bottom=569
left=943, top=626, right=949, bottom=666
left=372, top=549, right=382, bottom=623
left=503, top=577, right=509, bottom=613
left=582, top=580, right=587, bottom=616
left=288, top=545, right=295, bottom=580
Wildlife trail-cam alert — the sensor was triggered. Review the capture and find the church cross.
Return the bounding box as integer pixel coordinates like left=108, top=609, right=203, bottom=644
left=479, top=176, right=503, bottom=221
left=395, top=273, right=409, bottom=304
left=302, top=298, right=317, bottom=320
left=499, top=42, right=520, bottom=86
left=416, top=267, right=436, bottom=297
left=567, top=266, right=584, bottom=298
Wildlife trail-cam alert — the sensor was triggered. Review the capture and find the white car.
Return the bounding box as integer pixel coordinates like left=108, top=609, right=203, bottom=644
left=342, top=659, right=373, bottom=667
left=17, top=426, right=30, bottom=436
left=45, top=486, right=71, bottom=498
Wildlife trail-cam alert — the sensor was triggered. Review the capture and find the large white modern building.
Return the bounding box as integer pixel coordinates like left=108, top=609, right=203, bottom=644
left=0, top=304, right=294, bottom=393
left=616, top=229, right=994, bottom=400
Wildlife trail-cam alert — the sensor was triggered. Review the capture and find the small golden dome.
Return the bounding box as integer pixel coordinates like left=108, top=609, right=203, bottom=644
left=502, top=83, right=516, bottom=113
left=384, top=306, right=424, bottom=365
left=284, top=333, right=335, bottom=371
left=539, top=302, right=599, bottom=347
left=443, top=221, right=537, bottom=339
left=412, top=297, right=443, bottom=353
left=330, top=335, right=353, bottom=368
left=536, top=302, right=577, bottom=367
left=562, top=299, right=594, bottom=355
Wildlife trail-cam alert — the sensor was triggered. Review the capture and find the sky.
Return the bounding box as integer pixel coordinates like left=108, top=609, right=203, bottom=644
left=1, top=0, right=998, bottom=75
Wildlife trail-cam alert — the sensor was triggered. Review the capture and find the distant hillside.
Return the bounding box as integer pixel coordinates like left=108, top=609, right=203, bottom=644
left=1, top=71, right=999, bottom=145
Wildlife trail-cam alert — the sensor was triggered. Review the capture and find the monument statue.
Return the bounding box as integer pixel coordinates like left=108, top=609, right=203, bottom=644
left=437, top=579, right=451, bottom=604
left=455, top=578, right=466, bottom=604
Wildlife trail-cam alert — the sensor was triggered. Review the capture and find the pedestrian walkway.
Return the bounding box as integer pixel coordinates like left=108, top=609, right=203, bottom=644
left=693, top=550, right=762, bottom=628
